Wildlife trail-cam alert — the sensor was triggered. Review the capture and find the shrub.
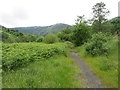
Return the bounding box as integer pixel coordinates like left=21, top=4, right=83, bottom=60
left=64, top=41, right=74, bottom=48
left=36, top=36, right=44, bottom=42
left=85, top=32, right=110, bottom=56
left=43, top=34, right=58, bottom=44
left=2, top=43, right=68, bottom=71
left=2, top=32, right=9, bottom=40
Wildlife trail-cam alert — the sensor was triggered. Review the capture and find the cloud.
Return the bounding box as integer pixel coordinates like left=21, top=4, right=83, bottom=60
left=0, top=0, right=119, bottom=28
left=118, top=1, right=120, bottom=16
left=0, top=8, right=28, bottom=27
left=13, top=8, right=28, bottom=20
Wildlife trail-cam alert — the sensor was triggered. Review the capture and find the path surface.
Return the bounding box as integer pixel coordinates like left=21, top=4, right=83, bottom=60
left=70, top=50, right=105, bottom=88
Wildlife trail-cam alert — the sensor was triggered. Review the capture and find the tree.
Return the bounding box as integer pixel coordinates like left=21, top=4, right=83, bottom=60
left=92, top=2, right=110, bottom=32
left=75, top=15, right=87, bottom=25
left=72, top=23, right=90, bottom=46
left=110, top=18, right=120, bottom=34
left=57, top=27, right=73, bottom=42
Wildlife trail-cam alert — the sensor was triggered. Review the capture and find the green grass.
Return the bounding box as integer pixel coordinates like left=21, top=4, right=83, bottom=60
left=3, top=42, right=84, bottom=88
left=3, top=55, right=82, bottom=88
left=74, top=36, right=118, bottom=88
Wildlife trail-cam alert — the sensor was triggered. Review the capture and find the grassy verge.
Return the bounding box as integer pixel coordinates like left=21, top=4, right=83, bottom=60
left=3, top=55, right=82, bottom=88
left=74, top=37, right=118, bottom=88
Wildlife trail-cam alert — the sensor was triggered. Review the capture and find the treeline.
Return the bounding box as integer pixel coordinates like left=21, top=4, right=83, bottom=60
left=56, top=2, right=120, bottom=45
left=36, top=2, right=120, bottom=46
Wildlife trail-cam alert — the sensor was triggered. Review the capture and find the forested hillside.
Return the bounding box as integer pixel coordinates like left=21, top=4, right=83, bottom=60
left=11, top=23, right=72, bottom=36
left=1, top=25, right=36, bottom=43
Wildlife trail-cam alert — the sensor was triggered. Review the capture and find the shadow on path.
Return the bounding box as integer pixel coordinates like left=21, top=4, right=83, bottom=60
left=70, top=49, right=105, bottom=88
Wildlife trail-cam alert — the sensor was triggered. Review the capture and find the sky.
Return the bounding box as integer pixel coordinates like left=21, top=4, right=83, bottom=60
left=0, top=0, right=119, bottom=28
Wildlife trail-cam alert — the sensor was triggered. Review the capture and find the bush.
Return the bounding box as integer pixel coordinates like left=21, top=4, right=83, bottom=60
left=43, top=34, right=58, bottom=44
left=85, top=32, right=110, bottom=56
left=64, top=41, right=74, bottom=48
left=36, top=36, right=44, bottom=42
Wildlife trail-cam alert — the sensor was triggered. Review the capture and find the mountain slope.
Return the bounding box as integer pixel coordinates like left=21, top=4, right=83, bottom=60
left=12, top=23, right=72, bottom=36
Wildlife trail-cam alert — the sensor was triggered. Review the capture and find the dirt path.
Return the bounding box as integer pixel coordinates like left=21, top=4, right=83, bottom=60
left=70, top=50, right=105, bottom=88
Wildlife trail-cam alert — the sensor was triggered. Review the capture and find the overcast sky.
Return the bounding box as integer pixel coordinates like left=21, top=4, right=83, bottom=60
left=0, top=0, right=119, bottom=28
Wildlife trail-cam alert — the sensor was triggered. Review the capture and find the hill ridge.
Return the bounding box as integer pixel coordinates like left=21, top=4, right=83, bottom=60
left=11, top=23, right=72, bottom=36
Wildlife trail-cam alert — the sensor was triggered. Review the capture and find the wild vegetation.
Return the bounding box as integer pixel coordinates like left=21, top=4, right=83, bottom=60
left=3, top=55, right=82, bottom=88
left=2, top=43, right=83, bottom=88
left=74, top=35, right=118, bottom=87
left=1, top=2, right=119, bottom=88
left=1, top=26, right=37, bottom=43
left=2, top=43, right=68, bottom=71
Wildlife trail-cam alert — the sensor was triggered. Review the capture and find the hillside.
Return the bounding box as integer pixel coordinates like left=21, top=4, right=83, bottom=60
left=11, top=23, right=72, bottom=36
left=1, top=25, right=36, bottom=43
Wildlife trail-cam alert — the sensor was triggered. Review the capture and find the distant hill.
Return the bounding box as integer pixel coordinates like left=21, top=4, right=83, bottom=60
left=1, top=25, right=36, bottom=43
left=111, top=16, right=120, bottom=19
left=11, top=23, right=72, bottom=36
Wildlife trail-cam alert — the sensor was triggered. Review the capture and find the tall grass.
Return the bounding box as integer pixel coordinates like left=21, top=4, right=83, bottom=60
left=3, top=55, right=82, bottom=88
